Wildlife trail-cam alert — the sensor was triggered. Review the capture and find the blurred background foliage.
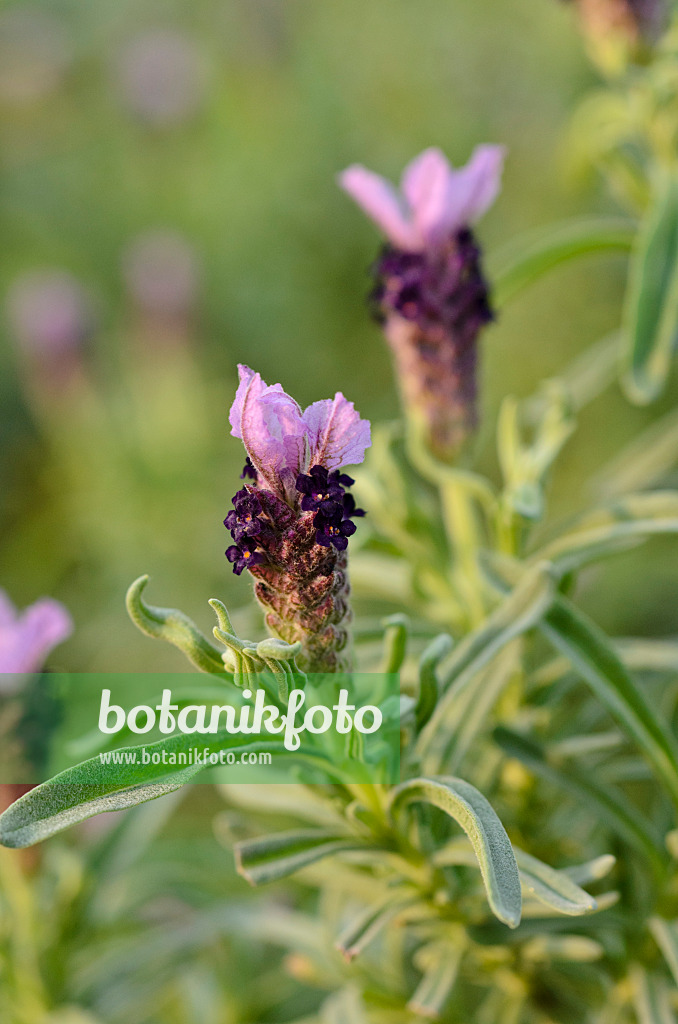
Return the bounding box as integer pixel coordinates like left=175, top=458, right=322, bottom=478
left=1, top=0, right=676, bottom=668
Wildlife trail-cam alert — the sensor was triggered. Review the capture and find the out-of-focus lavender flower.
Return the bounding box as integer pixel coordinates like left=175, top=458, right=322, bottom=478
left=224, top=366, right=370, bottom=671
left=116, top=30, right=206, bottom=127
left=340, top=146, right=505, bottom=461
left=0, top=590, right=72, bottom=691
left=0, top=8, right=72, bottom=106
left=565, top=0, right=666, bottom=58
left=6, top=269, right=94, bottom=387
left=123, top=229, right=200, bottom=320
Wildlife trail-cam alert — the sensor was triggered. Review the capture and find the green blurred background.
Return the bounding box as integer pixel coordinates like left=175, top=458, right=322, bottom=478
left=1, top=0, right=675, bottom=673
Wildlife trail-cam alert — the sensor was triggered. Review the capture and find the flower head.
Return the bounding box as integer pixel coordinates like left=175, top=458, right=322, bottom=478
left=0, top=590, right=72, bottom=682
left=224, top=369, right=370, bottom=671
left=229, top=365, right=370, bottom=500
left=339, top=146, right=504, bottom=461
left=339, top=145, right=505, bottom=253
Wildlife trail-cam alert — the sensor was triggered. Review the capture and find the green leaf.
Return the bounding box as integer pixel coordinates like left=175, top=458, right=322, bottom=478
left=631, top=965, right=677, bottom=1024
left=440, top=643, right=520, bottom=775
left=649, top=918, right=678, bottom=987
left=320, top=986, right=368, bottom=1024
left=0, top=730, right=296, bottom=848
left=234, top=830, right=367, bottom=886
left=408, top=937, right=464, bottom=1019
left=622, top=174, right=678, bottom=404
left=492, top=218, right=634, bottom=308
left=563, top=854, right=616, bottom=887
left=380, top=614, right=410, bottom=673
left=514, top=848, right=598, bottom=916
left=417, top=563, right=555, bottom=765
left=531, top=492, right=678, bottom=575
left=542, top=597, right=678, bottom=807
left=335, top=898, right=408, bottom=962
left=415, top=634, right=454, bottom=732
left=389, top=777, right=522, bottom=928
left=494, top=727, right=664, bottom=869
left=126, top=575, right=229, bottom=677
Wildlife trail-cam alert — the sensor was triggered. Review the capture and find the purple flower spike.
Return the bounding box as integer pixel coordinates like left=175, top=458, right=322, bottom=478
left=224, top=370, right=371, bottom=671
left=339, top=145, right=505, bottom=461
left=0, top=590, right=72, bottom=680
left=339, top=145, right=505, bottom=252
left=229, top=365, right=370, bottom=500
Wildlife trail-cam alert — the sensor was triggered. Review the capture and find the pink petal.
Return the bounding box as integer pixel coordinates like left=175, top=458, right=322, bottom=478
left=435, top=144, right=506, bottom=238
left=0, top=590, right=18, bottom=629
left=234, top=366, right=309, bottom=493
left=229, top=364, right=284, bottom=439
left=338, top=165, right=421, bottom=251
left=303, top=393, right=371, bottom=470
left=0, top=596, right=72, bottom=674
left=401, top=147, right=455, bottom=245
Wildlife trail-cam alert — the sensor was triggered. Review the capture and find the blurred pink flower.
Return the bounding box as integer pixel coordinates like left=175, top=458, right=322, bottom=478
left=122, top=229, right=200, bottom=317
left=229, top=364, right=370, bottom=499
left=6, top=269, right=93, bottom=358
left=0, top=590, right=72, bottom=682
left=339, top=145, right=505, bottom=252
left=116, top=30, right=206, bottom=127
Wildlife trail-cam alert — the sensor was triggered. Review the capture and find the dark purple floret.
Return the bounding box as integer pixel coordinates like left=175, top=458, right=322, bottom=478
left=226, top=539, right=265, bottom=576
left=294, top=464, right=365, bottom=552
left=369, top=226, right=494, bottom=460
left=315, top=516, right=356, bottom=551
left=223, top=485, right=273, bottom=553
left=372, top=228, right=493, bottom=344
left=240, top=457, right=258, bottom=481
left=342, top=493, right=365, bottom=518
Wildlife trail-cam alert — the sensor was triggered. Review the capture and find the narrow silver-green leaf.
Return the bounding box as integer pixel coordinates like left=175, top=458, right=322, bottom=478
left=234, top=830, right=366, bottom=886
left=542, top=597, right=678, bottom=807
left=415, top=634, right=454, bottom=732
left=532, top=492, right=678, bottom=575
left=0, top=731, right=294, bottom=848
left=417, top=564, right=555, bottom=764
left=408, top=939, right=464, bottom=1019
left=335, top=899, right=407, bottom=962
left=126, top=575, right=229, bottom=677
left=514, top=848, right=597, bottom=916
left=649, top=918, right=678, bottom=988
left=492, top=218, right=634, bottom=308
left=494, top=727, right=664, bottom=868
left=622, top=173, right=678, bottom=404
left=389, top=777, right=522, bottom=928
left=563, top=854, right=616, bottom=887
left=380, top=614, right=410, bottom=674
left=631, top=965, right=677, bottom=1024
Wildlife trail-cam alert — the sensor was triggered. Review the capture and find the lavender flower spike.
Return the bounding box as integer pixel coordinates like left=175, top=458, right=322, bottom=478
left=0, top=590, right=72, bottom=690
left=225, top=367, right=370, bottom=672
left=339, top=145, right=505, bottom=461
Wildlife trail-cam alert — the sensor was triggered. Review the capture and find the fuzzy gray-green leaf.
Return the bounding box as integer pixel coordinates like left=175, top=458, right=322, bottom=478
left=234, top=830, right=367, bottom=886
left=622, top=173, right=678, bottom=404
left=389, top=777, right=522, bottom=928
